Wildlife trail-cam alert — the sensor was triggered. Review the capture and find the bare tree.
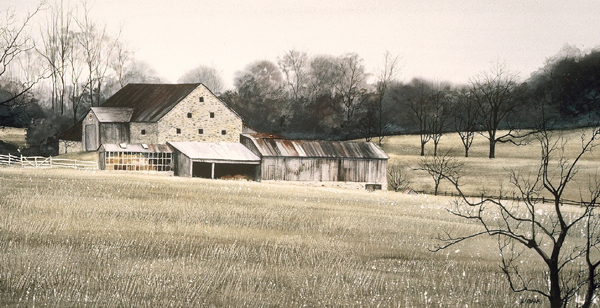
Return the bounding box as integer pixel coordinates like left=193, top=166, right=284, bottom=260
left=39, top=0, right=74, bottom=115
left=428, top=84, right=453, bottom=156
left=470, top=64, right=523, bottom=158
left=372, top=51, right=401, bottom=146
left=387, top=163, right=412, bottom=192
left=418, top=151, right=463, bottom=196
left=0, top=3, right=45, bottom=108
left=431, top=127, right=600, bottom=308
left=335, top=53, right=367, bottom=123
left=452, top=87, right=479, bottom=157
left=75, top=0, right=119, bottom=107
left=278, top=49, right=309, bottom=102
left=178, top=64, right=225, bottom=93
left=404, top=78, right=433, bottom=156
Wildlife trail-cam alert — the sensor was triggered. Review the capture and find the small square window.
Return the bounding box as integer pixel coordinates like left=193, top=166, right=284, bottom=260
left=176, top=128, right=181, bottom=134
left=199, top=97, right=204, bottom=102
left=198, top=129, right=203, bottom=134
left=221, top=130, right=227, bottom=135
left=187, top=112, right=192, bottom=118
left=141, top=129, right=146, bottom=135
left=210, top=112, right=215, bottom=118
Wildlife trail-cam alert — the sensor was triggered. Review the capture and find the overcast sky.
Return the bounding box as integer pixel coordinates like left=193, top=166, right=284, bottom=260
left=8, top=0, right=600, bottom=90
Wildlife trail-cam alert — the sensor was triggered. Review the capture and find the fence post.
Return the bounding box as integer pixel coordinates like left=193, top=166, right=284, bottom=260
left=74, top=159, right=77, bottom=169
left=8, top=153, right=11, bottom=165
left=20, top=155, right=23, bottom=167
left=50, top=156, right=53, bottom=168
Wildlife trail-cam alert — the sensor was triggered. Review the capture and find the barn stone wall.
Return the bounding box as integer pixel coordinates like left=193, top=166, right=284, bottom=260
left=129, top=122, right=159, bottom=144
left=157, top=85, right=242, bottom=144
left=58, top=140, right=83, bottom=154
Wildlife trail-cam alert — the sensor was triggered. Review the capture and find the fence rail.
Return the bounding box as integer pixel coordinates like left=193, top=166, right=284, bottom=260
left=0, top=154, right=97, bottom=170
left=422, top=190, right=589, bottom=207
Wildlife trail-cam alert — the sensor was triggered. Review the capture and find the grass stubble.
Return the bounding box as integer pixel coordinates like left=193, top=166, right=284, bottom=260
left=4, top=129, right=595, bottom=307
left=0, top=167, right=527, bottom=307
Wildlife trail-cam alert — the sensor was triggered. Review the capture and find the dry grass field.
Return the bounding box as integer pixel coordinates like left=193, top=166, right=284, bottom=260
left=381, top=128, right=600, bottom=202
left=0, top=128, right=597, bottom=307
left=0, top=167, right=533, bottom=307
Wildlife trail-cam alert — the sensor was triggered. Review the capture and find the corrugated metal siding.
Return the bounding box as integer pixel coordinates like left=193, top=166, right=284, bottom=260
left=243, top=134, right=388, bottom=159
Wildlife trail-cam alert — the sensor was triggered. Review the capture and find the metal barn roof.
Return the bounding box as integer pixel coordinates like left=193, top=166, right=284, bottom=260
left=100, top=143, right=173, bottom=153
left=243, top=134, right=389, bottom=159
left=91, top=107, right=133, bottom=122
left=168, top=142, right=260, bottom=163
left=100, top=83, right=200, bottom=122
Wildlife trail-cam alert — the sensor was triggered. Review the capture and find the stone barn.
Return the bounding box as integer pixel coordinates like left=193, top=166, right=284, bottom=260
left=240, top=134, right=389, bottom=188
left=60, top=83, right=246, bottom=153
left=168, top=142, right=260, bottom=180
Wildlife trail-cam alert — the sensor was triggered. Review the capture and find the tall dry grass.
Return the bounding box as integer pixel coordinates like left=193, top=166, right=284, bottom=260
left=0, top=167, right=529, bottom=307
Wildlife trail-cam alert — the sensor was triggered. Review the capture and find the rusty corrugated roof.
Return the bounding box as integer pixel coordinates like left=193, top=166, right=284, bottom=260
left=243, top=134, right=388, bottom=159
left=101, top=83, right=200, bottom=122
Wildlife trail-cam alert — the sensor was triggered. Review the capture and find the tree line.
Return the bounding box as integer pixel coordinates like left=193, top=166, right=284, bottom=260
left=1, top=1, right=599, bottom=157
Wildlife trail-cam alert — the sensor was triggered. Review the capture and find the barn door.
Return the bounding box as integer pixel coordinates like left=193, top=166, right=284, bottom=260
left=84, top=124, right=97, bottom=151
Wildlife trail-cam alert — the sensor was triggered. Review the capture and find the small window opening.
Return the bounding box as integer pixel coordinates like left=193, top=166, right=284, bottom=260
left=221, top=130, right=227, bottom=135
left=187, top=112, right=192, bottom=118
left=199, top=97, right=204, bottom=102
left=141, top=129, right=146, bottom=135
left=176, top=128, right=181, bottom=134
left=210, top=112, right=215, bottom=118
left=198, top=129, right=204, bottom=134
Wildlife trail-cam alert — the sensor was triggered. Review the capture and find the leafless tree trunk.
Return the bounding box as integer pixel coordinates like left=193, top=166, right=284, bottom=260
left=452, top=87, right=479, bottom=157
left=470, top=64, right=522, bottom=158
left=431, top=127, right=600, bottom=308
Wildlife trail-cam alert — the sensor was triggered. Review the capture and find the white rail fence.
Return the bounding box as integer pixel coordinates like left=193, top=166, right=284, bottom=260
left=0, top=154, right=98, bottom=170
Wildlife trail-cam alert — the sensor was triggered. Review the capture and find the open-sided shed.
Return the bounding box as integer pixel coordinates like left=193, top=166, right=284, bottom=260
left=241, top=134, right=389, bottom=188
left=168, top=142, right=261, bottom=180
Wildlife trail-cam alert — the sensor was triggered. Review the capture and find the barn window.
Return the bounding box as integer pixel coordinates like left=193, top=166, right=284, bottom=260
left=210, top=112, right=215, bottom=118
left=141, top=129, right=146, bottom=135
left=187, top=112, right=192, bottom=118
left=221, top=130, right=227, bottom=135
left=176, top=128, right=181, bottom=134
left=199, top=96, right=204, bottom=102
left=198, top=128, right=203, bottom=134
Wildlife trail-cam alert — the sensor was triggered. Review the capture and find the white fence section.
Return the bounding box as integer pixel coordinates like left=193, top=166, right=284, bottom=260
left=0, top=154, right=97, bottom=170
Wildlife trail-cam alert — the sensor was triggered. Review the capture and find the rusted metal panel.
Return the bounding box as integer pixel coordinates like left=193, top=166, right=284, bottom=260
left=242, top=134, right=388, bottom=160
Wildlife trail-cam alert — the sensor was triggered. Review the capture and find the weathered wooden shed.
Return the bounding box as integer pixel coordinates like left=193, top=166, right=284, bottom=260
left=99, top=143, right=173, bottom=171
left=240, top=134, right=389, bottom=188
left=168, top=142, right=261, bottom=180
left=83, top=107, right=133, bottom=151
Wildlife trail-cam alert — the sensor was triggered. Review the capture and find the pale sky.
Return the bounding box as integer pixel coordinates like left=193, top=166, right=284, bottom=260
left=8, top=0, right=600, bottom=90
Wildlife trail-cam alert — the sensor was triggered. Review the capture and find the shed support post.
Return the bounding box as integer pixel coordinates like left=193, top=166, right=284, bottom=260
left=211, top=163, right=215, bottom=179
